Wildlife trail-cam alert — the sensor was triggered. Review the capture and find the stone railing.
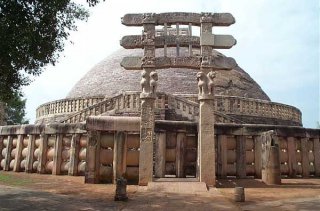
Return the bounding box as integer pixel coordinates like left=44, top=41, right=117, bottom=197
left=167, top=94, right=199, bottom=121
left=36, top=93, right=302, bottom=125
left=155, top=121, right=320, bottom=179
left=61, top=92, right=167, bottom=124
left=167, top=94, right=244, bottom=123
left=0, top=123, right=87, bottom=176
left=0, top=120, right=319, bottom=184
left=214, top=96, right=302, bottom=125
left=36, top=97, right=105, bottom=119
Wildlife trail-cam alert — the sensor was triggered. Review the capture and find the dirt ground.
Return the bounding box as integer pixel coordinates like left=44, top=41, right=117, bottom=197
left=0, top=172, right=319, bottom=210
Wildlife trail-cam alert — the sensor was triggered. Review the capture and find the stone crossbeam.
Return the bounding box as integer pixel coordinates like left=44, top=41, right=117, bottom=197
left=120, top=56, right=237, bottom=70
left=120, top=35, right=236, bottom=49
left=121, top=12, right=235, bottom=26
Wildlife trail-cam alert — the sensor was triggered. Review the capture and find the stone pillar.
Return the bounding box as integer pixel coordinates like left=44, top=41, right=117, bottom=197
left=69, top=134, right=80, bottom=176
left=52, top=134, right=63, bottom=175
left=25, top=134, right=35, bottom=173
left=85, top=131, right=101, bottom=183
left=197, top=13, right=216, bottom=187
left=138, top=13, right=157, bottom=186
left=113, top=131, right=127, bottom=183
left=4, top=136, right=13, bottom=171
left=176, top=130, right=186, bottom=178
left=154, top=130, right=166, bottom=178
left=198, top=99, right=215, bottom=186
left=261, top=131, right=281, bottom=185
left=13, top=135, right=24, bottom=172
left=139, top=98, right=155, bottom=185
left=37, top=134, right=48, bottom=174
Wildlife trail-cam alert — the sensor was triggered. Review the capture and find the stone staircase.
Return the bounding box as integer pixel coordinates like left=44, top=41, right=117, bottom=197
left=60, top=92, right=243, bottom=124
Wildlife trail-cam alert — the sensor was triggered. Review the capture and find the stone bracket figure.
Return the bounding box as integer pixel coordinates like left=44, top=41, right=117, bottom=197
left=140, top=70, right=158, bottom=98
left=197, top=70, right=216, bottom=100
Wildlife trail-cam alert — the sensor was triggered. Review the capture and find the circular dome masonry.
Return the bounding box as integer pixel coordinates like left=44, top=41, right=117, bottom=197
left=35, top=48, right=302, bottom=126
left=67, top=48, right=270, bottom=101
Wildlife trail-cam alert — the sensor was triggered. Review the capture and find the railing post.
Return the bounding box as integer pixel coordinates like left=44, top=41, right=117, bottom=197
left=69, top=134, right=80, bottom=176
left=176, top=130, right=186, bottom=178
left=113, top=131, right=127, bottom=183
left=314, top=138, right=320, bottom=177
left=236, top=135, right=246, bottom=178
left=37, top=134, right=48, bottom=174
left=217, top=135, right=228, bottom=178
left=85, top=131, right=101, bottom=183
left=4, top=136, right=13, bottom=171
left=25, top=134, right=35, bottom=173
left=13, top=135, right=24, bottom=172
left=287, top=137, right=297, bottom=177
left=154, top=130, right=166, bottom=178
left=254, top=135, right=262, bottom=178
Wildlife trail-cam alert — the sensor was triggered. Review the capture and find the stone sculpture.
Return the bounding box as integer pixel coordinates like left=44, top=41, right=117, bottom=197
left=149, top=71, right=158, bottom=94
left=207, top=71, right=216, bottom=96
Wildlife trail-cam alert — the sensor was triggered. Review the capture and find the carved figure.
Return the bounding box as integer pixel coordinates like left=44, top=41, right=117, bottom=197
left=207, top=71, right=216, bottom=95
left=149, top=71, right=158, bottom=94
left=141, top=56, right=155, bottom=66
left=140, top=70, right=150, bottom=94
left=141, top=31, right=155, bottom=45
left=143, top=13, right=156, bottom=23
left=197, top=72, right=209, bottom=95
left=201, top=12, right=213, bottom=22
left=201, top=56, right=211, bottom=66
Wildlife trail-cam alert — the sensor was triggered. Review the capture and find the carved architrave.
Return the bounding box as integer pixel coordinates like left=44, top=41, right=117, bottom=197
left=121, top=12, right=235, bottom=26
left=120, top=35, right=236, bottom=49
left=121, top=56, right=237, bottom=70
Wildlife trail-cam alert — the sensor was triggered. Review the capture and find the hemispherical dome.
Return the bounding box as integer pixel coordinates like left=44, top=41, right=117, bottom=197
left=67, top=48, right=270, bottom=101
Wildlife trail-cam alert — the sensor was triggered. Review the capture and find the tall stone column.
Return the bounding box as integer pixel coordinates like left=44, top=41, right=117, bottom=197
left=138, top=14, right=157, bottom=186
left=198, top=13, right=216, bottom=187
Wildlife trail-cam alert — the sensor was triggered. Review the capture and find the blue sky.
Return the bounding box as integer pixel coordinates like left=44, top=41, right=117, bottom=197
left=23, top=0, right=319, bottom=128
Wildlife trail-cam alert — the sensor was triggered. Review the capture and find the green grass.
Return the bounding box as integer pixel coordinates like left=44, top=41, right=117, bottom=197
left=0, top=173, right=33, bottom=186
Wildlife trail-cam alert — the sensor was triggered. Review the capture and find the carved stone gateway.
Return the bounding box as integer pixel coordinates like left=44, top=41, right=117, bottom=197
left=121, top=12, right=236, bottom=186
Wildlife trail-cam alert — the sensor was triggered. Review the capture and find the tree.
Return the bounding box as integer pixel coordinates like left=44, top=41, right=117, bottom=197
left=5, top=91, right=29, bottom=125
left=0, top=0, right=104, bottom=102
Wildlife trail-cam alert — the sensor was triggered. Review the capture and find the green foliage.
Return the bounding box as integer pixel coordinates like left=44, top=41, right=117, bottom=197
left=0, top=0, right=104, bottom=102
left=5, top=91, right=29, bottom=125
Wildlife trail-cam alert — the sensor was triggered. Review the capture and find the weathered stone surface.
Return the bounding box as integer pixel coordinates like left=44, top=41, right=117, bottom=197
left=198, top=100, right=215, bottom=186
left=139, top=99, right=155, bottom=186
left=121, top=55, right=236, bottom=70
left=67, top=48, right=270, bottom=101
left=121, top=35, right=236, bottom=49
left=86, top=116, right=140, bottom=132
left=121, top=12, right=235, bottom=26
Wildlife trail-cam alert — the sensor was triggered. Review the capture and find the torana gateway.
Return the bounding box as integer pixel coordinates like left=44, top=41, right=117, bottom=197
left=0, top=13, right=319, bottom=187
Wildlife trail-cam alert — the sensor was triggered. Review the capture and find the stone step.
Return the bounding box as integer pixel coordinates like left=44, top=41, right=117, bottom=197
left=148, top=178, right=208, bottom=194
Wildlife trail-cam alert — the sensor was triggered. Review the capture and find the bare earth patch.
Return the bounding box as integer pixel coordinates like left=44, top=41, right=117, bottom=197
left=0, top=172, right=319, bottom=210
